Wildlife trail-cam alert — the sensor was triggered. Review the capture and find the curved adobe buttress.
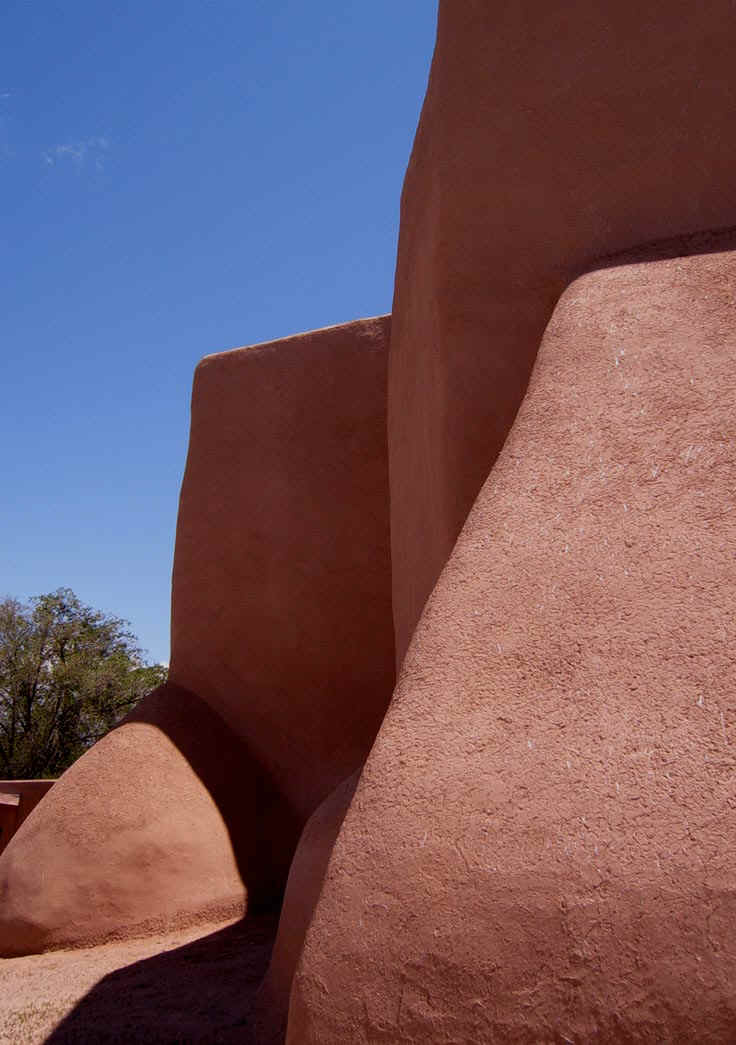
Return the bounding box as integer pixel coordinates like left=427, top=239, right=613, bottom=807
left=290, top=245, right=736, bottom=1043
left=389, top=0, right=736, bottom=663
left=289, top=0, right=736, bottom=1038
left=0, top=316, right=394, bottom=956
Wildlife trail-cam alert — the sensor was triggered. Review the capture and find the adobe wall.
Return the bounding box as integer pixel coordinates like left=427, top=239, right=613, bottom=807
left=290, top=245, right=736, bottom=1043
left=0, top=316, right=395, bottom=957
left=289, top=2, right=736, bottom=1036
left=249, top=771, right=359, bottom=1044
left=4, top=7, right=736, bottom=1040
left=388, top=0, right=736, bottom=664
left=170, top=316, right=395, bottom=826
left=0, top=685, right=266, bottom=956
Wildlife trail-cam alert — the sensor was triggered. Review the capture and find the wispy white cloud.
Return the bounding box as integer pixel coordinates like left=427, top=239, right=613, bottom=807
left=43, top=136, right=110, bottom=170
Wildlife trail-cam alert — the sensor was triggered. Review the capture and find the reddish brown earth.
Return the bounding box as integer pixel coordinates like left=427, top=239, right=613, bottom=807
left=291, top=248, right=736, bottom=1042
left=0, top=915, right=277, bottom=1043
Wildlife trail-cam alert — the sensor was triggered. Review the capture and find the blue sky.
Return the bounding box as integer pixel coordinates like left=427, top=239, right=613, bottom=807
left=1, top=1, right=437, bottom=664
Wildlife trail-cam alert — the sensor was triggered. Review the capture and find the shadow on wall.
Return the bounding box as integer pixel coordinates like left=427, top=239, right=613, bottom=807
left=45, top=914, right=280, bottom=1044
left=37, top=704, right=359, bottom=1044
left=0, top=682, right=304, bottom=960
left=21, top=686, right=302, bottom=1039
left=123, top=685, right=303, bottom=909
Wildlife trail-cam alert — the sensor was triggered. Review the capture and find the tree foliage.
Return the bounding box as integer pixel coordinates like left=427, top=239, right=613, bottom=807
left=0, top=589, right=167, bottom=779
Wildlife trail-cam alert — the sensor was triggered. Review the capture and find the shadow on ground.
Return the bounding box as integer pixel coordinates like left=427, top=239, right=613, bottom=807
left=45, top=914, right=280, bottom=1044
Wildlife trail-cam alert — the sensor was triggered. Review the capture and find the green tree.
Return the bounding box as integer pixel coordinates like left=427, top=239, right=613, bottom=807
left=0, top=588, right=167, bottom=779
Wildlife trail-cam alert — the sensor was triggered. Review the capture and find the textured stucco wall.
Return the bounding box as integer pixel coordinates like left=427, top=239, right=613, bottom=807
left=291, top=247, right=736, bottom=1042
left=388, top=0, right=736, bottom=665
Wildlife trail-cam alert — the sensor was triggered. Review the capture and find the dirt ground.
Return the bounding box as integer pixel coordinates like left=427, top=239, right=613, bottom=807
left=0, top=914, right=279, bottom=1044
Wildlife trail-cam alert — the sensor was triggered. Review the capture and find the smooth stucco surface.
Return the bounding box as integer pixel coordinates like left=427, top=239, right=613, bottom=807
left=170, top=315, right=395, bottom=826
